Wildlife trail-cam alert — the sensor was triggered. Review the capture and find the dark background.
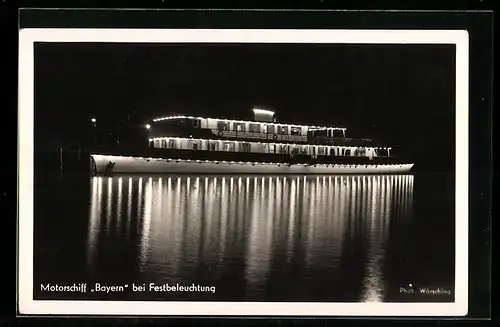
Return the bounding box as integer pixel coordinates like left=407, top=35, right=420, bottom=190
left=34, top=42, right=456, bottom=171
left=7, top=7, right=491, bottom=321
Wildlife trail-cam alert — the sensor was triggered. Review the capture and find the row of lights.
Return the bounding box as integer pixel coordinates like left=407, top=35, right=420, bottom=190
left=90, top=116, right=341, bottom=132
left=93, top=154, right=412, bottom=168
left=93, top=175, right=413, bottom=182
left=151, top=115, right=347, bottom=131
left=91, top=115, right=343, bottom=133
left=150, top=136, right=393, bottom=151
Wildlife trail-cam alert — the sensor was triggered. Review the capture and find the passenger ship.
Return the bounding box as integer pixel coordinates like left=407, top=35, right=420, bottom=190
left=91, top=109, right=414, bottom=174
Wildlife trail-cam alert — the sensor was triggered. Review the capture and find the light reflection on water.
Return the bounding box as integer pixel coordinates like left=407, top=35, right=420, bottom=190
left=87, top=174, right=414, bottom=302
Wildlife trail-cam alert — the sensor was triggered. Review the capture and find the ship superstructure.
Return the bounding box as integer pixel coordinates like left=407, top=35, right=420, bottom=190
left=90, top=108, right=413, bottom=174
left=149, top=109, right=391, bottom=160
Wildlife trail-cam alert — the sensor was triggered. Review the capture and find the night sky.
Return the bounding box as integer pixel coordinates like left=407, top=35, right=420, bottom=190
left=34, top=42, right=456, bottom=168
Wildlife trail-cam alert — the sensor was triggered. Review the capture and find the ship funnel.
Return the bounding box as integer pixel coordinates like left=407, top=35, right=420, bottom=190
left=252, top=108, right=275, bottom=122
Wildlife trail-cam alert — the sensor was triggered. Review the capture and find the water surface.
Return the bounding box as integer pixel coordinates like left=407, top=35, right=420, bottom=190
left=34, top=173, right=455, bottom=302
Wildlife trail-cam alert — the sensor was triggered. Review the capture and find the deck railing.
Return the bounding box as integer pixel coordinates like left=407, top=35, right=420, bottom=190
left=153, top=127, right=379, bottom=147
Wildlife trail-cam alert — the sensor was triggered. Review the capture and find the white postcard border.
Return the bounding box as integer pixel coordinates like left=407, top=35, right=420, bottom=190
left=18, top=28, right=469, bottom=316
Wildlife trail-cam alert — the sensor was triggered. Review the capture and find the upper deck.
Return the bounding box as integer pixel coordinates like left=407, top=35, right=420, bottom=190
left=150, top=110, right=356, bottom=146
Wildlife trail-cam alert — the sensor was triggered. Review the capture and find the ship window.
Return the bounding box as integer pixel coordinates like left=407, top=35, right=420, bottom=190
left=192, top=142, right=199, bottom=150
left=217, top=121, right=229, bottom=131
left=267, top=125, right=275, bottom=134
left=208, top=142, right=217, bottom=151
left=315, top=130, right=327, bottom=137
left=168, top=139, right=176, bottom=149
left=191, top=119, right=201, bottom=128
left=240, top=142, right=251, bottom=152
left=249, top=123, right=260, bottom=133
left=235, top=123, right=246, bottom=132
left=223, top=142, right=235, bottom=152
left=279, top=126, right=288, bottom=135
left=290, top=127, right=301, bottom=135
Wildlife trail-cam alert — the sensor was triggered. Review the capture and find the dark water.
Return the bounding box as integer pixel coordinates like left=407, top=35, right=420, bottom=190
left=34, top=173, right=455, bottom=302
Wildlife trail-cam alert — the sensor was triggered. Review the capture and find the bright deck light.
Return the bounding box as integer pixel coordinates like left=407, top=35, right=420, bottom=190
left=252, top=108, right=275, bottom=116
left=145, top=124, right=151, bottom=129
left=91, top=118, right=96, bottom=123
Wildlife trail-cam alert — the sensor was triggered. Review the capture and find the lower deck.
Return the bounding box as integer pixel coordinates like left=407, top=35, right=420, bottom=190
left=92, top=154, right=413, bottom=175
left=90, top=148, right=414, bottom=175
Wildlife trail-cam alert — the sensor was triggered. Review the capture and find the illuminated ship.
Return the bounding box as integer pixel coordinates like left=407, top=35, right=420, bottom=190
left=90, top=108, right=414, bottom=174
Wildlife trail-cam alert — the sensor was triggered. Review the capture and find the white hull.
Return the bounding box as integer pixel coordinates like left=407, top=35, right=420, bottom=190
left=92, top=154, right=414, bottom=175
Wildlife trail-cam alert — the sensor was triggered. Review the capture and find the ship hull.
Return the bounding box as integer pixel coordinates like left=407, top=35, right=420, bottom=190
left=91, top=154, right=414, bottom=175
